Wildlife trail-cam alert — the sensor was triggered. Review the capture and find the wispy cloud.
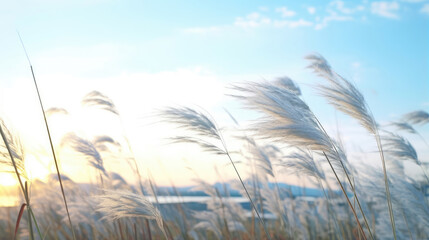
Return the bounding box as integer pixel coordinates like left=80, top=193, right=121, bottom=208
left=315, top=13, right=353, bottom=30
left=371, top=1, right=400, bottom=19
left=330, top=0, right=365, bottom=14
left=273, top=19, right=313, bottom=28
left=307, top=6, right=316, bottom=15
left=421, top=3, right=429, bottom=14
left=401, top=0, right=427, bottom=3
left=183, top=26, right=223, bottom=34
left=234, top=12, right=271, bottom=28
left=183, top=0, right=425, bottom=34
left=276, top=7, right=296, bottom=17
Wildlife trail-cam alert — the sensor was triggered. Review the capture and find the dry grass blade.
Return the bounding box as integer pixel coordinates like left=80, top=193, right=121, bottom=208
left=14, top=203, right=27, bottom=240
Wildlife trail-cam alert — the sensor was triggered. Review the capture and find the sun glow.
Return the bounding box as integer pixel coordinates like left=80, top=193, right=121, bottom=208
left=24, top=154, right=51, bottom=182
left=0, top=173, right=18, bottom=186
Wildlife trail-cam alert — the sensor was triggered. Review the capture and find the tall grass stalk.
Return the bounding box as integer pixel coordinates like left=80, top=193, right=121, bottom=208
left=232, top=79, right=368, bottom=238
left=315, top=117, right=374, bottom=240
left=18, top=33, right=76, bottom=240
left=322, top=151, right=367, bottom=239
left=307, top=53, right=396, bottom=239
left=82, top=91, right=146, bottom=195
left=161, top=107, right=272, bottom=240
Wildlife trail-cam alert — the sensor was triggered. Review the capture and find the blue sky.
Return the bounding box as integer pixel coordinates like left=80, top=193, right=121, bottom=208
left=0, top=0, right=428, bottom=185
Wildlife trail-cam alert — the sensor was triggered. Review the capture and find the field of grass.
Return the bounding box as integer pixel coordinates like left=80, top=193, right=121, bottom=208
left=1, top=54, right=428, bottom=240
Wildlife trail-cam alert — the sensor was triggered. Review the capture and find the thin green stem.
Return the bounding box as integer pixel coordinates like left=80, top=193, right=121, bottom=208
left=18, top=33, right=76, bottom=240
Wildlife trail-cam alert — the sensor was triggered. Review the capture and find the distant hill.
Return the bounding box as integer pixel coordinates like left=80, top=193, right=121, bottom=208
left=153, top=182, right=326, bottom=198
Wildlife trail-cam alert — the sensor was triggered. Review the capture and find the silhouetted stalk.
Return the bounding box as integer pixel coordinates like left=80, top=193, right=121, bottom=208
left=374, top=132, right=396, bottom=240
left=316, top=177, right=342, bottom=240
left=315, top=117, right=374, bottom=240
left=145, top=219, right=152, bottom=240
left=322, top=152, right=367, bottom=240
left=401, top=209, right=414, bottom=240
left=117, top=117, right=146, bottom=195
left=18, top=33, right=76, bottom=240
left=24, top=182, right=34, bottom=240
left=223, top=148, right=272, bottom=240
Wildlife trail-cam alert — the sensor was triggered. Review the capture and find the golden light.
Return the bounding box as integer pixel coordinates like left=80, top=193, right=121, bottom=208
left=24, top=154, right=51, bottom=181
left=0, top=173, right=18, bottom=186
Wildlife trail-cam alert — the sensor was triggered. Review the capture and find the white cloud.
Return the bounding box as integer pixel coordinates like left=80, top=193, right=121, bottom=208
left=371, top=1, right=400, bottom=19
left=315, top=13, right=353, bottom=30
left=183, top=26, right=223, bottom=34
left=330, top=0, right=365, bottom=14
left=421, top=4, right=429, bottom=14
left=259, top=6, right=269, bottom=12
left=401, top=0, right=427, bottom=3
left=276, top=7, right=296, bottom=17
left=274, top=19, right=313, bottom=28
left=307, top=6, right=316, bottom=15
left=233, top=12, right=273, bottom=28
left=352, top=61, right=362, bottom=68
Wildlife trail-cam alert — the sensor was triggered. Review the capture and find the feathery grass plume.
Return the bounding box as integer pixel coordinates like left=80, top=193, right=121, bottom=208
left=281, top=148, right=325, bottom=180
left=0, top=120, right=27, bottom=180
left=280, top=149, right=344, bottom=239
left=82, top=91, right=119, bottom=115
left=193, top=211, right=222, bottom=239
left=95, top=189, right=167, bottom=238
left=307, top=53, right=394, bottom=239
left=242, top=137, right=274, bottom=178
left=61, top=133, right=107, bottom=177
left=359, top=165, right=429, bottom=239
left=388, top=122, right=416, bottom=134
left=274, top=76, right=302, bottom=95
left=160, top=106, right=271, bottom=239
left=382, top=131, right=429, bottom=182
left=261, top=187, right=289, bottom=231
left=232, top=78, right=371, bottom=239
left=82, top=90, right=147, bottom=196
left=45, top=107, right=69, bottom=117
left=306, top=54, right=377, bottom=133
left=232, top=81, right=332, bottom=152
left=382, top=132, right=418, bottom=164
left=403, top=110, right=429, bottom=125
left=93, top=135, right=121, bottom=152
